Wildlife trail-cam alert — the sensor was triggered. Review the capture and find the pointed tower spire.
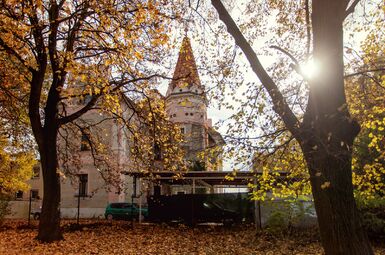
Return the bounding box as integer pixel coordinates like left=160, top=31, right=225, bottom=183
left=167, top=36, right=202, bottom=95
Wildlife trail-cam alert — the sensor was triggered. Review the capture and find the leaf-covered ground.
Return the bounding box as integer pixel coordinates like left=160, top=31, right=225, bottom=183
left=0, top=220, right=384, bottom=254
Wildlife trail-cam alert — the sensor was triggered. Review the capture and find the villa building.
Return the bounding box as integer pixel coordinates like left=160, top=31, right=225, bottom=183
left=7, top=36, right=224, bottom=219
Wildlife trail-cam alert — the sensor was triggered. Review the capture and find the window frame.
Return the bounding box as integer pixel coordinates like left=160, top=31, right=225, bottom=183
left=77, top=174, right=88, bottom=197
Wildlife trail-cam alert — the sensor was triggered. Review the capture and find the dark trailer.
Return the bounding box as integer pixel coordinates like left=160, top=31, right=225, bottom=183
left=122, top=171, right=292, bottom=227
left=148, top=192, right=254, bottom=225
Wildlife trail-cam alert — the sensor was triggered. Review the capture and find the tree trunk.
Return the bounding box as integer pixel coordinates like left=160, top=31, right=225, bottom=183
left=211, top=0, right=374, bottom=253
left=301, top=141, right=372, bottom=254
left=36, top=127, right=63, bottom=242
left=298, top=1, right=374, bottom=254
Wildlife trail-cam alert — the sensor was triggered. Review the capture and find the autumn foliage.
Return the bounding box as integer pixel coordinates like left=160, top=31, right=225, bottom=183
left=0, top=0, right=186, bottom=242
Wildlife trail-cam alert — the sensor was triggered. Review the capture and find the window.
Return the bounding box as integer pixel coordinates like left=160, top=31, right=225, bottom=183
left=32, top=165, right=40, bottom=178
left=79, top=94, right=92, bottom=105
left=154, top=186, right=161, bottom=196
left=173, top=114, right=176, bottom=117
left=111, top=203, right=123, bottom=208
left=15, top=191, right=23, bottom=200
left=78, top=174, right=88, bottom=197
left=31, top=190, right=39, bottom=200
left=154, top=143, right=161, bottom=160
left=185, top=113, right=188, bottom=116
left=180, top=127, right=185, bottom=134
left=84, top=94, right=92, bottom=104
left=190, top=113, right=193, bottom=116
left=80, top=129, right=91, bottom=151
left=122, top=203, right=132, bottom=209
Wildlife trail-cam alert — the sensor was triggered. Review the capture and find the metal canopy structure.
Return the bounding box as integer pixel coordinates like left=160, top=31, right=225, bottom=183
left=121, top=171, right=291, bottom=186
left=121, top=170, right=291, bottom=227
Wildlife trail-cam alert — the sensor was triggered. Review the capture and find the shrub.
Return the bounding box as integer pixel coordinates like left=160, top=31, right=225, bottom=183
left=356, top=195, right=385, bottom=237
left=0, top=194, right=11, bottom=225
left=264, top=199, right=315, bottom=234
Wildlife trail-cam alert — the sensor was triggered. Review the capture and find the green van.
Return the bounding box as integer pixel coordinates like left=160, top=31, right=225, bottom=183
left=104, top=202, right=148, bottom=220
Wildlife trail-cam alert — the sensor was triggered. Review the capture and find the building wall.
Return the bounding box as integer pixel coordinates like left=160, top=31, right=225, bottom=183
left=165, top=85, right=210, bottom=163
left=57, top=104, right=134, bottom=218
left=5, top=167, right=43, bottom=219
left=7, top=36, right=225, bottom=218
left=6, top=100, right=137, bottom=219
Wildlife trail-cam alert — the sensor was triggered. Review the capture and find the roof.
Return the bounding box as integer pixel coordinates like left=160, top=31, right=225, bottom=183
left=168, top=37, right=202, bottom=93
left=208, top=127, right=226, bottom=146
left=121, top=171, right=293, bottom=186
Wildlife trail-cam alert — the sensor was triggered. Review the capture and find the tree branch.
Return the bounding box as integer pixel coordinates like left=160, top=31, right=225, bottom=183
left=344, top=0, right=360, bottom=19
left=211, top=0, right=300, bottom=137
left=269, top=45, right=300, bottom=66
left=58, top=95, right=99, bottom=126
left=58, top=74, right=166, bottom=125
left=28, top=2, right=48, bottom=146
left=344, top=68, right=385, bottom=78
left=0, top=37, right=35, bottom=73
left=305, top=0, right=311, bottom=56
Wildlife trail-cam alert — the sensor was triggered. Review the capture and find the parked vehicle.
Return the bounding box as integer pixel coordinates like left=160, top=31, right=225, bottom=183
left=148, top=194, right=251, bottom=226
left=200, top=201, right=239, bottom=225
left=31, top=207, right=41, bottom=220
left=104, top=202, right=148, bottom=220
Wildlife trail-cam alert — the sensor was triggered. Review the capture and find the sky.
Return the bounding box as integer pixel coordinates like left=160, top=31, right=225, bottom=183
left=156, top=0, right=376, bottom=171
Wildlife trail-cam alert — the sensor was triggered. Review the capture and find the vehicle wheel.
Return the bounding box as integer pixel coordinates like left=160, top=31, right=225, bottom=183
left=106, top=214, right=113, bottom=220
left=33, top=213, right=40, bottom=220
left=223, top=218, right=234, bottom=227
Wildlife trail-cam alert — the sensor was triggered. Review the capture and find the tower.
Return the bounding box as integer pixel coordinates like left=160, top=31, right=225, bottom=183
left=166, top=36, right=223, bottom=170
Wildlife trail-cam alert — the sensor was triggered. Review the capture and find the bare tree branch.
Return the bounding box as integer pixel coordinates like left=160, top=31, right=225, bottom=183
left=344, top=0, right=361, bottom=18
left=211, top=0, right=300, bottom=138
left=58, top=96, right=99, bottom=126
left=269, top=45, right=300, bottom=67
left=344, top=68, right=385, bottom=78
left=305, top=0, right=311, bottom=56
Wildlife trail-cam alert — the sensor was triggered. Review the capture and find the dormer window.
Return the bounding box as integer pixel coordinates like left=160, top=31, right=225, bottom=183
left=185, top=113, right=188, bottom=116
left=190, top=113, right=193, bottom=116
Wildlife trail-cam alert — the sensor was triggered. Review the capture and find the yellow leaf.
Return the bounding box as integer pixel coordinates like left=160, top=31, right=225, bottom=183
left=321, top=181, right=330, bottom=189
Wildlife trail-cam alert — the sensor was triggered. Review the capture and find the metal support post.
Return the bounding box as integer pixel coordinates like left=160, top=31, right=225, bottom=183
left=28, top=190, right=32, bottom=226
left=77, top=181, right=81, bottom=225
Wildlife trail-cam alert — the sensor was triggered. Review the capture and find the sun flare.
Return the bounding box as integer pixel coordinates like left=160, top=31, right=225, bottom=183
left=300, top=59, right=319, bottom=79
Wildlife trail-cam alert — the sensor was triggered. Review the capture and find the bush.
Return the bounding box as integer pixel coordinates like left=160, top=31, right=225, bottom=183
left=0, top=194, right=11, bottom=225
left=356, top=196, right=385, bottom=237
left=264, top=199, right=315, bottom=234
left=265, top=208, right=288, bottom=234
